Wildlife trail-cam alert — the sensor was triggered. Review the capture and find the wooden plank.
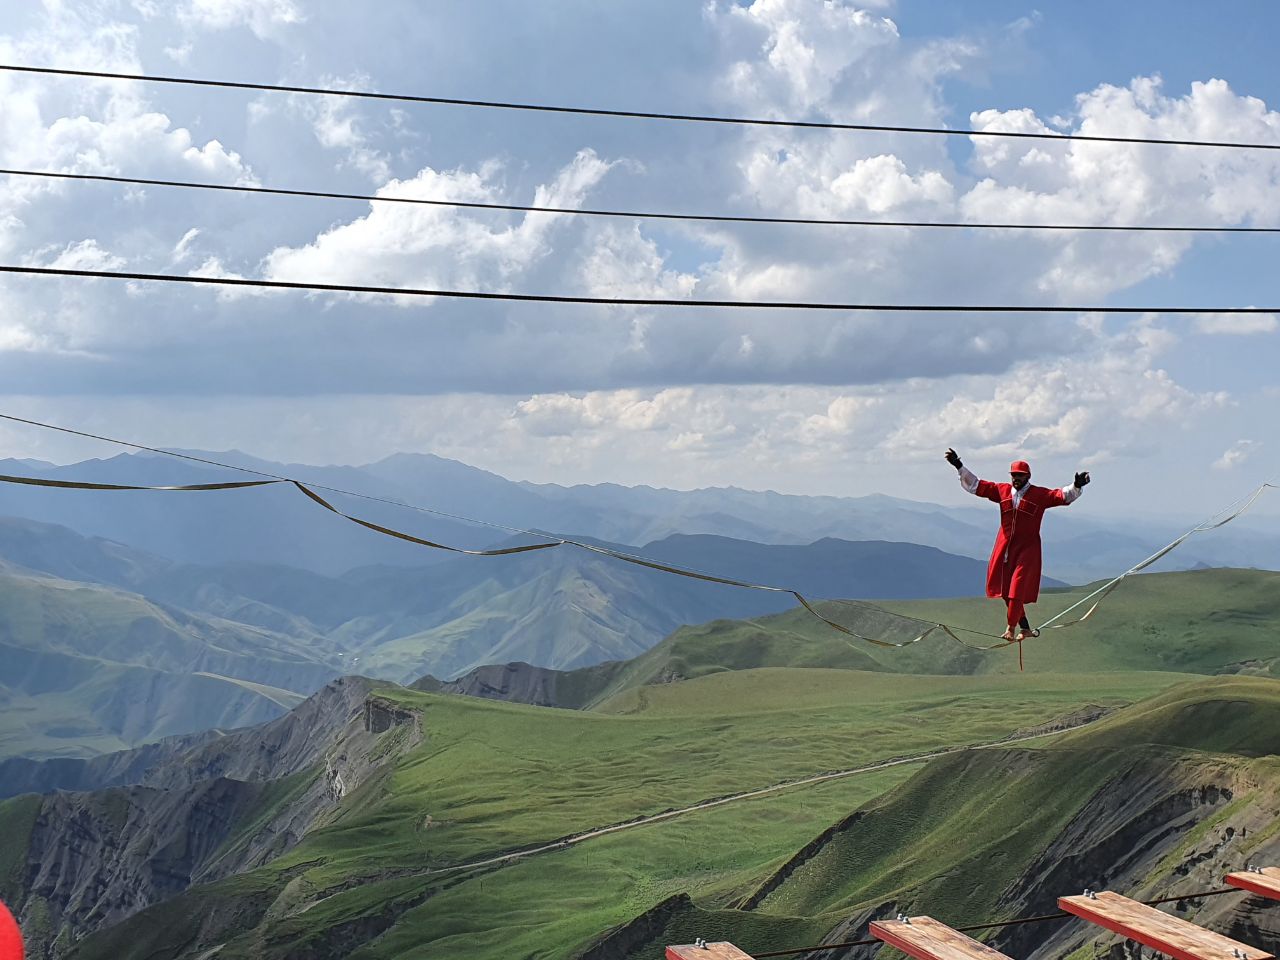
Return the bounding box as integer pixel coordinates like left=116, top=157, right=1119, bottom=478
left=666, top=943, right=755, bottom=960
left=1058, top=891, right=1272, bottom=960
left=871, top=916, right=1016, bottom=960
left=1226, top=868, right=1280, bottom=902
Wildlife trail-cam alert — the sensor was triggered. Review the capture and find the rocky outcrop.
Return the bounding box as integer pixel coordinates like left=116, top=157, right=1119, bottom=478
left=409, top=658, right=626, bottom=709
left=578, top=894, right=693, bottom=960
left=5, top=676, right=424, bottom=959
left=1, top=676, right=379, bottom=800
left=363, top=697, right=417, bottom=734
left=21, top=778, right=273, bottom=945
left=989, top=758, right=1280, bottom=960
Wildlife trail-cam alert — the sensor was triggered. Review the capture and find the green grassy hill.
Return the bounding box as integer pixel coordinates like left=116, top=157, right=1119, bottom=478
left=576, top=568, right=1280, bottom=707
left=602, top=676, right=1280, bottom=959
left=2, top=568, right=1274, bottom=959
left=51, top=665, right=1227, bottom=960
left=0, top=571, right=338, bottom=758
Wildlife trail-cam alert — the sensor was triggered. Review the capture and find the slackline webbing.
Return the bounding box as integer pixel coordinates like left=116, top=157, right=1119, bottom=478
left=0, top=468, right=978, bottom=648
left=1037, top=482, right=1277, bottom=631
left=0, top=466, right=1271, bottom=655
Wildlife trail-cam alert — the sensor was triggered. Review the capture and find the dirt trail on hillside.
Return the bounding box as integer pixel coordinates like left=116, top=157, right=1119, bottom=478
left=421, top=709, right=1109, bottom=878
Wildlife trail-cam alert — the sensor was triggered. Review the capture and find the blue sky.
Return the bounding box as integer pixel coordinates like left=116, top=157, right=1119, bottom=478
left=0, top=0, right=1276, bottom=520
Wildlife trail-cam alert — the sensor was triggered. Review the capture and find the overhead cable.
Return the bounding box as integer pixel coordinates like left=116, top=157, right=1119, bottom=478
left=5, top=167, right=1279, bottom=235
left=751, top=887, right=1244, bottom=958
left=2, top=264, right=1278, bottom=315
left=4, top=64, right=1280, bottom=152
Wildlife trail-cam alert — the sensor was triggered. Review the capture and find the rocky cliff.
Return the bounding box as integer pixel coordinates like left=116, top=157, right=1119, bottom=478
left=2, top=676, right=423, bottom=960
left=599, top=681, right=1280, bottom=960
left=410, top=659, right=624, bottom=709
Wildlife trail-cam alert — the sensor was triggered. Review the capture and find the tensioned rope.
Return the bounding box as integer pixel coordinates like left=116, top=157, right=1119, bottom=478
left=0, top=413, right=1273, bottom=654
left=2, top=264, right=1278, bottom=315
left=750, top=887, right=1244, bottom=958
left=0, top=411, right=957, bottom=648
left=5, top=64, right=1280, bottom=152
left=5, top=167, right=1280, bottom=235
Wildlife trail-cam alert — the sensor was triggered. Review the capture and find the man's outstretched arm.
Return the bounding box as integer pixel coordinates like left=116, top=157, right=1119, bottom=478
left=945, top=448, right=987, bottom=498
left=1058, top=470, right=1091, bottom=505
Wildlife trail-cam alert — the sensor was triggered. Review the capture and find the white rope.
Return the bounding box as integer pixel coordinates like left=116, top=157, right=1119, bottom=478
left=1035, top=482, right=1277, bottom=632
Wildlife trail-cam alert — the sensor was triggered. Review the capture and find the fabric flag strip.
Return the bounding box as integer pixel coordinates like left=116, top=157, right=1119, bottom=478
left=0, top=472, right=279, bottom=492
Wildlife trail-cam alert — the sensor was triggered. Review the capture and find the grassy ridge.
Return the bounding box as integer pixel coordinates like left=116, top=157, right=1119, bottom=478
left=583, top=569, right=1280, bottom=705
left=348, top=771, right=909, bottom=960
left=606, top=676, right=1280, bottom=958
left=72, top=665, right=1194, bottom=960
left=59, top=570, right=1280, bottom=959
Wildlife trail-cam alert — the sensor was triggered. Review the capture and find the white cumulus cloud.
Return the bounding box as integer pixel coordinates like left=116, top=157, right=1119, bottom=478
left=1213, top=439, right=1257, bottom=470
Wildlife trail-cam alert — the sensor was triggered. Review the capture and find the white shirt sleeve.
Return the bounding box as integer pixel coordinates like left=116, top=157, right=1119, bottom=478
left=1061, top=483, right=1082, bottom=504
left=958, top=465, right=980, bottom=495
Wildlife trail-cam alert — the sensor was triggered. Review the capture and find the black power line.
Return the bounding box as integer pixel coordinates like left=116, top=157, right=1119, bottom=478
left=5, top=64, right=1280, bottom=152
left=6, top=167, right=1279, bottom=235
left=2, top=264, right=1277, bottom=314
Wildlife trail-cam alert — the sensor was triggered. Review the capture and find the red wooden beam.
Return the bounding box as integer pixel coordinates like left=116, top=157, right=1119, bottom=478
left=1058, top=891, right=1271, bottom=960
left=871, top=915, right=1017, bottom=960
left=1225, top=868, right=1280, bottom=902
left=666, top=943, right=755, bottom=960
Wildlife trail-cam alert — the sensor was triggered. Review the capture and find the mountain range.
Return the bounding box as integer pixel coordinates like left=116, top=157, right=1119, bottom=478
left=0, top=446, right=1273, bottom=762
left=0, top=510, right=1011, bottom=759
left=3, top=449, right=1275, bottom=581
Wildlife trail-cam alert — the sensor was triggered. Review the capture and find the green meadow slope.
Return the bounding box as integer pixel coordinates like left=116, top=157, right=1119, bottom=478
left=59, top=665, right=1193, bottom=960
left=1, top=568, right=1271, bottom=960
left=0, top=571, right=337, bottom=758
left=617, top=677, right=1280, bottom=960
left=581, top=568, right=1280, bottom=707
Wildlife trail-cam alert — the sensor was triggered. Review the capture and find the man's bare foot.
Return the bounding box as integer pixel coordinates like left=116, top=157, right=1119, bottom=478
left=1001, top=627, right=1015, bottom=641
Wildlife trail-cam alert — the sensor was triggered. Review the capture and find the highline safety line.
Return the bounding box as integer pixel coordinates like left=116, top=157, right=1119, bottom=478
left=0, top=411, right=988, bottom=649
left=0, top=412, right=1273, bottom=655
left=6, top=167, right=1280, bottom=235
left=3, top=264, right=1280, bottom=315
left=750, top=887, right=1245, bottom=958
left=6, top=64, right=1280, bottom=152
left=0, top=464, right=982, bottom=649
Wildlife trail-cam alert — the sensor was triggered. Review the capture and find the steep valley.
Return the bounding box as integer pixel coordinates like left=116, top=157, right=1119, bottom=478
left=0, top=568, right=1277, bottom=958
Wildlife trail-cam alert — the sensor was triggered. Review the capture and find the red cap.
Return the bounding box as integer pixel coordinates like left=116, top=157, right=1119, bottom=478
left=1009, top=460, right=1031, bottom=475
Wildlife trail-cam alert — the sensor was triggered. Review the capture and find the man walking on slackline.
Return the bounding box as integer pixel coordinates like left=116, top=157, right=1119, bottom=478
left=944, top=449, right=1091, bottom=640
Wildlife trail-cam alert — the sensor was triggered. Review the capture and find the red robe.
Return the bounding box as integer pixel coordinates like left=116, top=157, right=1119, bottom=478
left=969, top=477, right=1072, bottom=602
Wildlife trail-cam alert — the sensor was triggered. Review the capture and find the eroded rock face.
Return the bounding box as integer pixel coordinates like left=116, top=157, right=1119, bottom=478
left=0, top=677, right=378, bottom=801
left=363, top=698, right=417, bottom=734
left=23, top=778, right=270, bottom=941
left=992, top=758, right=1280, bottom=960
left=7, top=677, right=425, bottom=960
